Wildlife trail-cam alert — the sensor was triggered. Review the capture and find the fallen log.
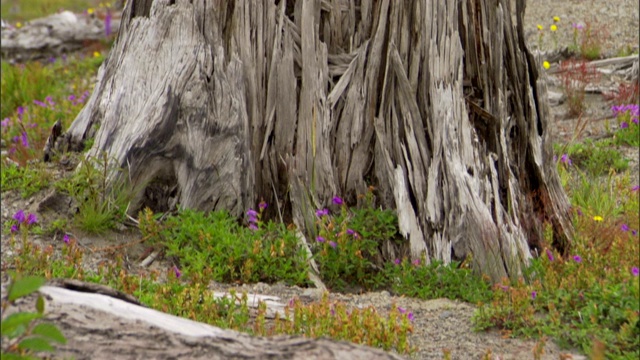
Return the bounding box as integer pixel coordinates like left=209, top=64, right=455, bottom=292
left=1, top=10, right=120, bottom=62
left=4, top=280, right=405, bottom=360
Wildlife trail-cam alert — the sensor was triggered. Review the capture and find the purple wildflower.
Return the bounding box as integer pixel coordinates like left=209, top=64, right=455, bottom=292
left=173, top=266, right=182, bottom=278
left=572, top=23, right=584, bottom=30
left=1, top=118, right=9, bottom=127
left=407, top=312, right=414, bottom=322
left=13, top=210, right=26, bottom=223
left=45, top=96, right=55, bottom=106
left=249, top=223, right=258, bottom=231
left=620, top=122, right=629, bottom=129
left=621, top=224, right=630, bottom=232
left=105, top=11, right=112, bottom=37
left=576, top=208, right=583, bottom=216
left=258, top=201, right=268, bottom=210
left=332, top=196, right=343, bottom=206
left=316, top=236, right=325, bottom=243
left=394, top=258, right=401, bottom=265
left=573, top=255, right=582, bottom=263
left=20, top=132, right=29, bottom=148
left=33, top=99, right=47, bottom=107
left=68, top=94, right=76, bottom=102
left=48, top=56, right=56, bottom=63
left=500, top=285, right=509, bottom=292
left=315, top=208, right=329, bottom=217
left=346, top=229, right=355, bottom=236
left=632, top=185, right=639, bottom=192
left=63, top=234, right=70, bottom=244
left=26, top=213, right=37, bottom=225
left=397, top=306, right=406, bottom=314
left=546, top=248, right=554, bottom=262
left=632, top=230, right=638, bottom=236
left=412, top=258, right=420, bottom=266
left=531, top=291, right=537, bottom=300
left=560, top=154, right=572, bottom=166
left=10, top=224, right=19, bottom=233
left=632, top=267, right=639, bottom=277
left=246, top=209, right=258, bottom=218
left=329, top=241, right=337, bottom=248
left=17, top=106, right=24, bottom=120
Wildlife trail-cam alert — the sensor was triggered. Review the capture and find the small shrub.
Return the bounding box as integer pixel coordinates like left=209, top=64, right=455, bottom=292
left=1, top=275, right=67, bottom=357
left=558, top=60, right=599, bottom=117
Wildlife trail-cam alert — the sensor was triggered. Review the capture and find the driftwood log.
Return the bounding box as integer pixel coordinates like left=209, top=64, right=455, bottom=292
left=0, top=10, right=120, bottom=62
left=2, top=280, right=404, bottom=360
left=48, top=0, right=574, bottom=283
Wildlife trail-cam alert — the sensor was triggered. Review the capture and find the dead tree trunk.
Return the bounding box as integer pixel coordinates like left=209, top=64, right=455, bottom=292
left=50, top=0, right=573, bottom=282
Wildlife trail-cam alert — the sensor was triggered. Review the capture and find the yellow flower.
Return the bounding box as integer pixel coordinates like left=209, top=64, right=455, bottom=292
left=543, top=61, right=550, bottom=69
left=93, top=51, right=101, bottom=58
left=87, top=8, right=95, bottom=15
left=550, top=24, right=557, bottom=32
left=537, top=24, right=543, bottom=31
left=16, top=22, right=22, bottom=28
left=553, top=16, right=560, bottom=22
left=593, top=215, right=604, bottom=222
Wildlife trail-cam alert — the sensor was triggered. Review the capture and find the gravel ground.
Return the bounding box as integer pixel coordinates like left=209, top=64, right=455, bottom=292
left=1, top=1, right=638, bottom=359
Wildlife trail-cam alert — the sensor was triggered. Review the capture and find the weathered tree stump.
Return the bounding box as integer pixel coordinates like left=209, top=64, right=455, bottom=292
left=50, top=0, right=573, bottom=282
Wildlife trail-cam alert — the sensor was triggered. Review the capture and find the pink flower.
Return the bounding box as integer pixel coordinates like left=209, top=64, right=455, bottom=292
left=13, top=210, right=26, bottom=223
left=573, top=255, right=582, bottom=263
left=316, top=236, right=325, bottom=243
left=546, top=248, right=554, bottom=262
left=10, top=224, right=19, bottom=233
left=329, top=241, right=337, bottom=248
left=258, top=201, right=268, bottom=210
left=315, top=208, right=329, bottom=217
left=632, top=267, right=639, bottom=277
left=531, top=291, right=537, bottom=300
left=621, top=224, right=630, bottom=232
left=26, top=213, right=38, bottom=225
left=394, top=258, right=401, bottom=265
left=332, top=196, right=344, bottom=206
left=63, top=234, right=70, bottom=244
left=173, top=266, right=182, bottom=278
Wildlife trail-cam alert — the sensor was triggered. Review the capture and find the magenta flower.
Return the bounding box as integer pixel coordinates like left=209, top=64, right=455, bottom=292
left=407, top=312, right=414, bottom=322
left=621, top=224, right=630, bottom=232
left=33, top=99, right=47, bottom=107
left=10, top=224, right=19, bottom=233
left=394, top=258, right=401, bottom=265
left=397, top=306, right=406, bottom=314
left=560, top=154, right=572, bottom=166
left=573, top=255, right=582, bottom=263
left=620, top=122, right=629, bottom=129
left=576, top=208, right=583, bottom=216
left=632, top=267, right=639, bottom=277
left=173, top=266, right=182, bottom=278
left=633, top=230, right=638, bottom=236
left=572, top=23, right=584, bottom=30
left=531, top=291, right=537, bottom=300
left=17, top=106, right=24, bottom=119
left=45, top=96, right=55, bottom=106
left=258, top=201, right=268, bottom=210
left=246, top=209, right=258, bottom=218
left=346, top=229, right=355, bottom=236
left=13, top=210, right=26, bottom=223
left=316, top=236, right=325, bottom=243
left=632, top=185, right=639, bottom=192
left=329, top=241, right=337, bottom=248
left=63, top=234, right=70, bottom=244
left=412, top=258, right=420, bottom=266
left=26, top=213, right=38, bottom=225
left=1, top=118, right=9, bottom=127
left=105, top=11, right=112, bottom=37
left=68, top=94, right=76, bottom=102
left=315, top=208, right=329, bottom=217
left=546, top=248, right=554, bottom=262
left=332, top=196, right=343, bottom=206
left=249, top=223, right=258, bottom=231
left=20, top=132, right=29, bottom=148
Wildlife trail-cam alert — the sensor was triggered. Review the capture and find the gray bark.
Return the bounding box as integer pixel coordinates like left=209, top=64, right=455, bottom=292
left=50, top=0, right=573, bottom=282
left=3, top=280, right=404, bottom=360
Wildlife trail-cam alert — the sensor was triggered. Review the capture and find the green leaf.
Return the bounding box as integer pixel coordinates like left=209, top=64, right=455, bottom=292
left=8, top=276, right=46, bottom=302
left=18, top=337, right=54, bottom=353
left=31, top=323, right=66, bottom=344
left=1, top=312, right=42, bottom=335
left=35, top=295, right=45, bottom=315
left=0, top=352, right=30, bottom=360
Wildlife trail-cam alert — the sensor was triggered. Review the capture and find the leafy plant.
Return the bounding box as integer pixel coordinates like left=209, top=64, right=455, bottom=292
left=55, top=151, right=135, bottom=234
left=0, top=162, right=52, bottom=198
left=1, top=275, right=67, bottom=358
left=558, top=59, right=599, bottom=117
left=146, top=207, right=310, bottom=286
